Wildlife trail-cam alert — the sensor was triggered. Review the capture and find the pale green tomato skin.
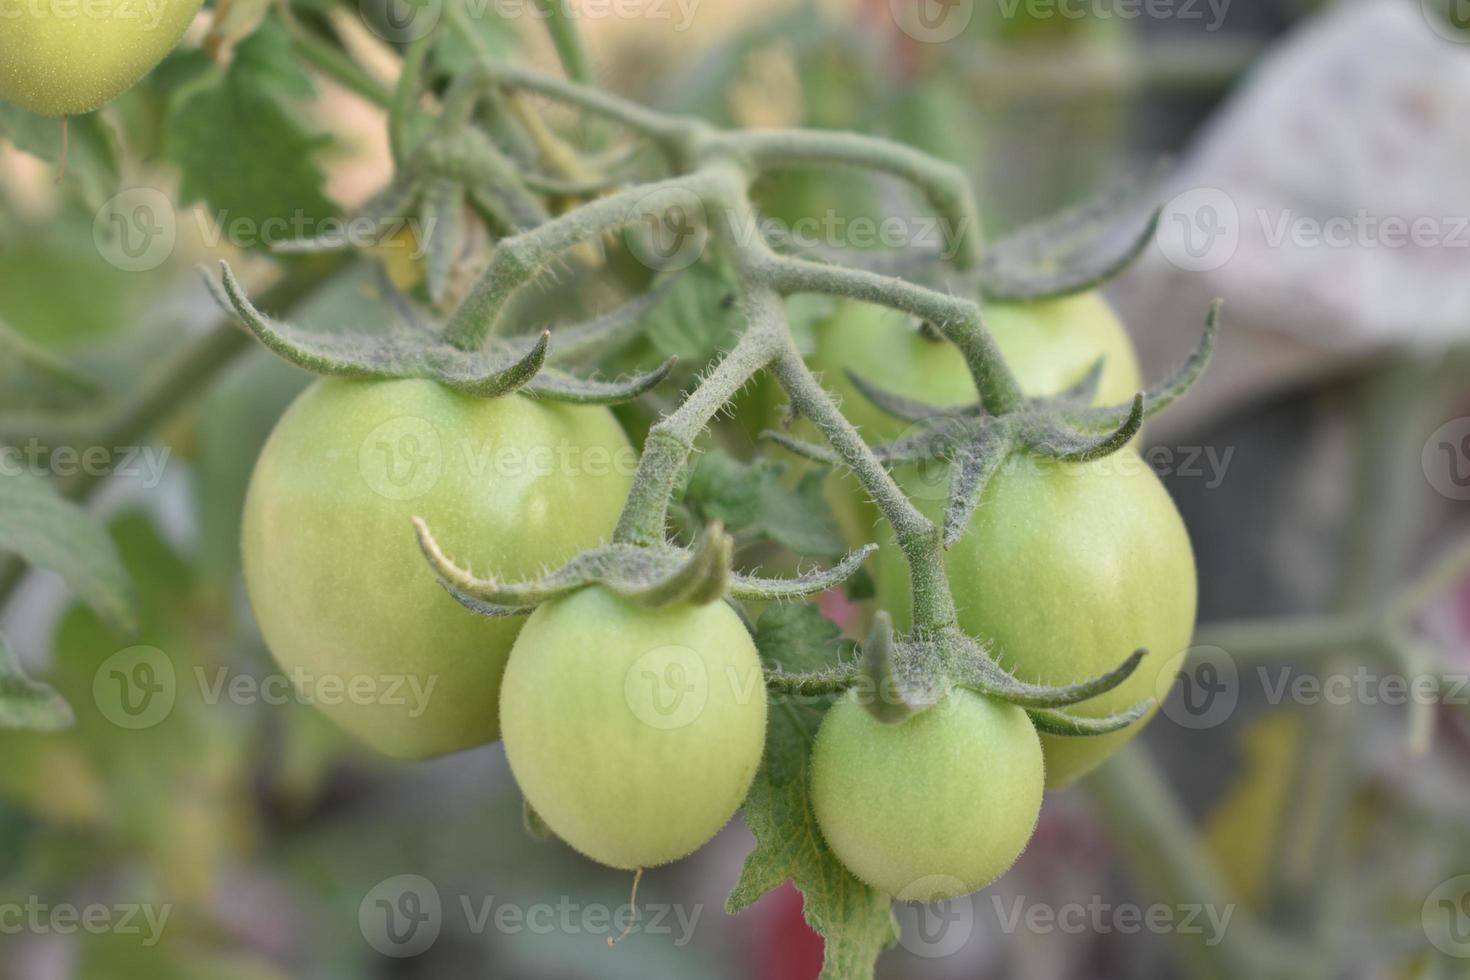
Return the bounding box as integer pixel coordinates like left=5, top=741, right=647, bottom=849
left=500, top=587, right=768, bottom=870
left=242, top=379, right=635, bottom=761
left=0, top=0, right=203, bottom=117
left=811, top=688, right=1044, bottom=901
left=807, top=291, right=1142, bottom=544
left=876, top=453, right=1197, bottom=788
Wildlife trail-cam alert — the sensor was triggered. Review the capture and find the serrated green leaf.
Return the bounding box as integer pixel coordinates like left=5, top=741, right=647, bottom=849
left=0, top=470, right=137, bottom=633
left=684, top=452, right=846, bottom=559
left=165, top=22, right=333, bottom=251
left=0, top=320, right=102, bottom=412
left=0, top=635, right=73, bottom=732
left=729, top=605, right=897, bottom=980
left=0, top=106, right=121, bottom=208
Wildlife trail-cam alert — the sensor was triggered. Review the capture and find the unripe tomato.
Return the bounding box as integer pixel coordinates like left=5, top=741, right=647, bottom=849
left=806, top=291, right=1141, bottom=543
left=811, top=688, right=1043, bottom=900
left=500, top=587, right=768, bottom=870
left=876, top=452, right=1197, bottom=788
left=0, top=0, right=202, bottom=117
left=242, top=379, right=635, bottom=760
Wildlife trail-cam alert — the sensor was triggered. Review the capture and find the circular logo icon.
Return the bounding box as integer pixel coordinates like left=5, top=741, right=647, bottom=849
left=1158, top=645, right=1238, bottom=731
left=624, top=186, right=709, bottom=273
left=93, top=188, right=177, bottom=273
left=624, top=645, right=709, bottom=730
left=1423, top=0, right=1470, bottom=43
left=1156, top=187, right=1240, bottom=273
left=1423, top=418, right=1470, bottom=501
left=890, top=0, right=974, bottom=43
left=93, top=646, right=177, bottom=730
left=1424, top=874, right=1470, bottom=957
left=360, top=875, right=443, bottom=958
left=360, top=0, right=444, bottom=42
left=895, top=878, right=974, bottom=957
left=359, top=416, right=443, bottom=502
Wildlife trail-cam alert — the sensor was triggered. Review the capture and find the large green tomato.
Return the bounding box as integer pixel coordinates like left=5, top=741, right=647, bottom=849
left=242, top=378, right=635, bottom=760
left=500, top=587, right=768, bottom=870
left=0, top=0, right=202, bottom=117
left=876, top=453, right=1197, bottom=788
left=807, top=291, right=1142, bottom=543
left=811, top=688, right=1043, bottom=901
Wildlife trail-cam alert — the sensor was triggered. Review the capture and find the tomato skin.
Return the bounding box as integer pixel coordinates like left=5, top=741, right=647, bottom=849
left=876, top=452, right=1197, bottom=788
left=500, top=587, right=768, bottom=870
left=811, top=688, right=1044, bottom=900
left=806, top=291, right=1142, bottom=544
left=242, top=378, right=635, bottom=760
left=0, top=0, right=202, bottom=117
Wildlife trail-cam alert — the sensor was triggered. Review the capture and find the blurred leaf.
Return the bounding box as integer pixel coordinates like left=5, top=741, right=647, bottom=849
left=1204, top=712, right=1302, bottom=907
left=0, top=470, right=138, bottom=632
left=729, top=604, right=895, bottom=980
left=166, top=20, right=333, bottom=250
left=642, top=257, right=744, bottom=365
left=0, top=107, right=122, bottom=208
left=0, top=319, right=102, bottom=411
left=684, top=451, right=846, bottom=559
left=0, top=634, right=73, bottom=732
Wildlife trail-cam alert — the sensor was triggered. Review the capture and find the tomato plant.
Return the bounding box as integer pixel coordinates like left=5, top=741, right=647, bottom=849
left=876, top=452, right=1198, bottom=787
left=810, top=686, right=1044, bottom=900
left=0, top=0, right=202, bottom=117
left=242, top=378, right=635, bottom=760
left=499, top=586, right=768, bottom=870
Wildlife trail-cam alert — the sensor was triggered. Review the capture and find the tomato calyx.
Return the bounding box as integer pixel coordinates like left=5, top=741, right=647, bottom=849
left=413, top=517, right=875, bottom=617
left=206, top=262, right=676, bottom=405
left=768, top=301, right=1218, bottom=547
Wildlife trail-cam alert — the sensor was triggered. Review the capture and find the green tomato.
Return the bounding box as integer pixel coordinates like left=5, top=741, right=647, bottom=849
left=0, top=0, right=202, bottom=117
left=811, top=688, right=1043, bottom=901
left=806, top=291, right=1142, bottom=544
left=242, top=378, right=635, bottom=760
left=876, top=452, right=1197, bottom=788
left=500, top=587, right=768, bottom=870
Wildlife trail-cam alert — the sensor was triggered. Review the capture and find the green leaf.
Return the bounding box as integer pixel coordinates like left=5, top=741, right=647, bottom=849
left=642, top=258, right=744, bottom=365
left=0, top=320, right=102, bottom=412
left=165, top=21, right=333, bottom=251
left=0, top=107, right=122, bottom=209
left=684, top=451, right=847, bottom=559
left=729, top=605, right=897, bottom=980
left=0, top=470, right=138, bottom=633
left=0, top=635, right=73, bottom=732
